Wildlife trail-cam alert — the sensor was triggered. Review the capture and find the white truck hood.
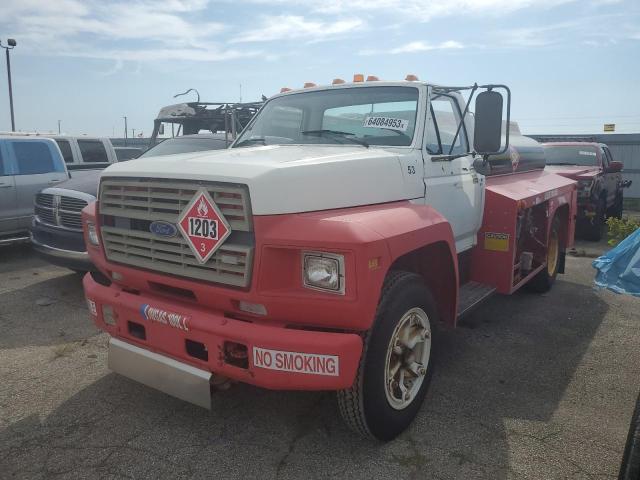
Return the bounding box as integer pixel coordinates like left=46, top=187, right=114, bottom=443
left=101, top=145, right=413, bottom=215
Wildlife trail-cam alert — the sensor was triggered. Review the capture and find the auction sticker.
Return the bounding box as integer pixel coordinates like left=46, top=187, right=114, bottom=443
left=362, top=115, right=409, bottom=132
left=253, top=347, right=339, bottom=376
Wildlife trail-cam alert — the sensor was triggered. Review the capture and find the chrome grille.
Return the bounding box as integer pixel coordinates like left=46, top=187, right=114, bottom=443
left=34, top=192, right=88, bottom=231
left=99, top=178, right=253, bottom=288
left=36, top=193, right=54, bottom=208
left=35, top=205, right=56, bottom=225
left=60, top=211, right=83, bottom=229
left=61, top=196, right=89, bottom=212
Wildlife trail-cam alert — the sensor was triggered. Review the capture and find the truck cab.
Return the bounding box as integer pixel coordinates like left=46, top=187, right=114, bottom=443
left=0, top=136, right=68, bottom=244
left=233, top=81, right=482, bottom=251
left=82, top=76, right=576, bottom=441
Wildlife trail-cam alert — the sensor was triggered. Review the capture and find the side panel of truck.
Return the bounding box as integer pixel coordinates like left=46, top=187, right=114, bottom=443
left=470, top=170, right=576, bottom=294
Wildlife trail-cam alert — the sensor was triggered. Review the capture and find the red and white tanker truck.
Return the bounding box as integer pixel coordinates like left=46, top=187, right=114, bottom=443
left=82, top=76, right=577, bottom=440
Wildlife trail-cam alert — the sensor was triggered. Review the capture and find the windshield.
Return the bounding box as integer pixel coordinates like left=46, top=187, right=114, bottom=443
left=140, top=136, right=228, bottom=158
left=234, top=86, right=419, bottom=148
left=544, top=145, right=599, bottom=167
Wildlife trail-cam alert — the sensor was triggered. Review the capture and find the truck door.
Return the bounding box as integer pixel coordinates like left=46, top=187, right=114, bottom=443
left=9, top=140, right=68, bottom=230
left=601, top=146, right=619, bottom=207
left=422, top=91, right=483, bottom=252
left=0, top=142, right=19, bottom=234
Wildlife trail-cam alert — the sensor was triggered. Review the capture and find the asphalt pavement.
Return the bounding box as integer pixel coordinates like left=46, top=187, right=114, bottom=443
left=0, top=239, right=638, bottom=479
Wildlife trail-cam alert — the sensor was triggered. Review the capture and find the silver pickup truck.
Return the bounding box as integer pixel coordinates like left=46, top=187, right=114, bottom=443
left=0, top=136, right=68, bottom=244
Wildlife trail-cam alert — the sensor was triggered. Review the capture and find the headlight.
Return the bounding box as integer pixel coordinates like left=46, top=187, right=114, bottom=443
left=302, top=252, right=345, bottom=294
left=87, top=222, right=100, bottom=246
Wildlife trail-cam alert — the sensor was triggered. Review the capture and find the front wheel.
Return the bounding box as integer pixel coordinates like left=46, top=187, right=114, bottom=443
left=337, top=271, right=437, bottom=441
left=609, top=194, right=623, bottom=220
left=584, top=198, right=606, bottom=241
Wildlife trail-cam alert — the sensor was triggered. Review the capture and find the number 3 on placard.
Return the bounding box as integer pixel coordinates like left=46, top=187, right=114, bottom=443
left=200, top=243, right=206, bottom=253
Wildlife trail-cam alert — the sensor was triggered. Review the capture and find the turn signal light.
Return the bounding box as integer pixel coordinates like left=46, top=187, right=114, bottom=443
left=280, top=87, right=292, bottom=93
left=332, top=78, right=345, bottom=84
left=405, top=74, right=419, bottom=81
left=366, top=75, right=379, bottom=81
left=353, top=73, right=364, bottom=82
left=304, top=82, right=317, bottom=88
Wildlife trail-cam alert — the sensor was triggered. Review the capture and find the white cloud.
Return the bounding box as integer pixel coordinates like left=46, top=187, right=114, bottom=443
left=1, top=0, right=251, bottom=63
left=232, top=15, right=364, bottom=43
left=247, top=0, right=577, bottom=22
left=360, top=40, right=463, bottom=55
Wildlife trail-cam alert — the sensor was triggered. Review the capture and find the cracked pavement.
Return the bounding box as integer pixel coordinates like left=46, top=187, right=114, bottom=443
left=0, top=241, right=638, bottom=479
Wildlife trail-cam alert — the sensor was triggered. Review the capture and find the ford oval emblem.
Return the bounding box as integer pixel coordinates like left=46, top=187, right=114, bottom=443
left=149, top=221, right=178, bottom=238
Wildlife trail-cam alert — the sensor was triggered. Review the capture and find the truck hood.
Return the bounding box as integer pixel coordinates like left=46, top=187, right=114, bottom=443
left=54, top=170, right=101, bottom=196
left=545, top=165, right=600, bottom=181
left=99, top=145, right=412, bottom=215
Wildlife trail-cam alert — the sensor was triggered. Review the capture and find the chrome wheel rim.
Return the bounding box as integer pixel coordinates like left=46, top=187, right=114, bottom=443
left=384, top=307, right=431, bottom=410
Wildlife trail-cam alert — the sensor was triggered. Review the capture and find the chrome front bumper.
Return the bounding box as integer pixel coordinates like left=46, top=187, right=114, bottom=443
left=108, top=338, right=213, bottom=409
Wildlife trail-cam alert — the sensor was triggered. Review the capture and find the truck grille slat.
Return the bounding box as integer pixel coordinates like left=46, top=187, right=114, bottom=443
left=36, top=193, right=54, bottom=208
left=99, top=178, right=253, bottom=288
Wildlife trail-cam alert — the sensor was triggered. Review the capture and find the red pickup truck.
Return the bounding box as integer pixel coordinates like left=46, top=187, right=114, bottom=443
left=543, top=142, right=631, bottom=241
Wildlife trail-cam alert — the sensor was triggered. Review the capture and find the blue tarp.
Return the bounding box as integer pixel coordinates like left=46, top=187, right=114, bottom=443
left=593, top=228, right=640, bottom=296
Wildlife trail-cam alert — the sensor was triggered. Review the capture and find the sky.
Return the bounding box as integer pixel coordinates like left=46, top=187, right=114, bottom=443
left=0, top=0, right=639, bottom=137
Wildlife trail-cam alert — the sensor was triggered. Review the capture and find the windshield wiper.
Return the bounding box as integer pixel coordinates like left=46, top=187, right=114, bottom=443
left=234, top=137, right=266, bottom=148
left=301, top=129, right=369, bottom=148
left=547, top=163, right=580, bottom=166
left=431, top=153, right=470, bottom=162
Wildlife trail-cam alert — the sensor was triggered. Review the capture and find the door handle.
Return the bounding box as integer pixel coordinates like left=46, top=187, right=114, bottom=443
left=48, top=179, right=63, bottom=184
left=0, top=183, right=12, bottom=188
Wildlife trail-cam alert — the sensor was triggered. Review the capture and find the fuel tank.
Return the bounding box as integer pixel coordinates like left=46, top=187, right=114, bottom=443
left=476, top=134, right=546, bottom=176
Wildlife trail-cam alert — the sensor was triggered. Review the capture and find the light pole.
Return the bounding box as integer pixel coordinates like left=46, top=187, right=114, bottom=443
left=0, top=38, right=17, bottom=132
left=123, top=116, right=128, bottom=146
left=57, top=120, right=61, bottom=134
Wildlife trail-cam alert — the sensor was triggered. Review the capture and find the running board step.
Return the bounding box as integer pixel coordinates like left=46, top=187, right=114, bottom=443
left=457, top=281, right=496, bottom=319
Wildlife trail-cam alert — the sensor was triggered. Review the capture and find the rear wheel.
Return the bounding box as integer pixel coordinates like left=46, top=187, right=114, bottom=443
left=337, top=271, right=437, bottom=441
left=528, top=217, right=562, bottom=293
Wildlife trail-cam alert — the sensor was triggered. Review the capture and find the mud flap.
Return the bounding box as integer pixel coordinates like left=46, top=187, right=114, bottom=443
left=108, top=337, right=212, bottom=409
left=558, top=251, right=566, bottom=274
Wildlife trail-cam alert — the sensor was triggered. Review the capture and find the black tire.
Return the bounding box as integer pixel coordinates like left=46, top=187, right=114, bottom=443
left=619, top=391, right=640, bottom=480
left=337, top=271, right=437, bottom=441
left=584, top=197, right=606, bottom=242
left=609, top=194, right=623, bottom=220
left=528, top=217, right=562, bottom=293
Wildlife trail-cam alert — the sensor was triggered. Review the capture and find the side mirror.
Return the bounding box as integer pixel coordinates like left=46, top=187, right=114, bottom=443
left=158, top=123, right=165, bottom=135
left=474, top=90, right=504, bottom=155
left=607, top=160, right=623, bottom=173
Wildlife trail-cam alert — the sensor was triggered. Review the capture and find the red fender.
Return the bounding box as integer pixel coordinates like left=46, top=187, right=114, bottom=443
left=83, top=200, right=457, bottom=331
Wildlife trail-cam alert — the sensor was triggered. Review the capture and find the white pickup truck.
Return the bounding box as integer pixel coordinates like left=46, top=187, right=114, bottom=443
left=82, top=76, right=576, bottom=440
